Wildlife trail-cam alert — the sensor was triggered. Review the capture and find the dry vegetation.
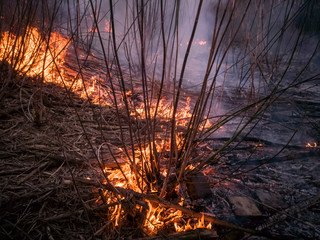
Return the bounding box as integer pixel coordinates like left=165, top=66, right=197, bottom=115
left=1, top=0, right=320, bottom=239
left=0, top=62, right=117, bottom=239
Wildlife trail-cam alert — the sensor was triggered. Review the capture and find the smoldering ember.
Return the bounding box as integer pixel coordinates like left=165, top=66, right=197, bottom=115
left=0, top=0, right=319, bottom=239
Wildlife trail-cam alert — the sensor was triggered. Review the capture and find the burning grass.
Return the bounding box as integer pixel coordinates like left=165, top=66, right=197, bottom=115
left=1, top=0, right=319, bottom=238
left=0, top=27, right=215, bottom=237
left=0, top=27, right=69, bottom=84
left=0, top=62, right=219, bottom=239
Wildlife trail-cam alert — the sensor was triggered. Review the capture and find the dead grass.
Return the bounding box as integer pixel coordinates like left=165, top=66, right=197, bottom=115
left=0, top=62, right=127, bottom=239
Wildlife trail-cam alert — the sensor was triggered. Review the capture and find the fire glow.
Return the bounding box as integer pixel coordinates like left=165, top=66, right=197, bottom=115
left=0, top=27, right=68, bottom=83
left=0, top=27, right=213, bottom=235
left=306, top=142, right=317, bottom=148
left=105, top=20, right=112, bottom=32
left=102, top=140, right=212, bottom=233
left=0, top=27, right=113, bottom=106
left=185, top=39, right=207, bottom=46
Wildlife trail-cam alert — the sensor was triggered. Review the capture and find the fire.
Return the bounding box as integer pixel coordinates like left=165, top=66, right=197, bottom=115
left=132, top=96, right=211, bottom=130
left=144, top=201, right=179, bottom=232
left=185, top=39, right=207, bottom=46
left=102, top=141, right=212, bottom=234
left=0, top=27, right=68, bottom=83
left=89, top=27, right=98, bottom=33
left=133, top=99, right=178, bottom=121
left=0, top=27, right=115, bottom=106
left=174, top=214, right=212, bottom=232
left=105, top=20, right=112, bottom=33
left=0, top=26, right=209, bottom=128
left=1, top=27, right=213, bottom=235
left=306, top=142, right=317, bottom=148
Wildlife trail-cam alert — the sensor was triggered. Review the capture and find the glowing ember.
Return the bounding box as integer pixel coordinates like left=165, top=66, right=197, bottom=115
left=89, top=27, right=98, bottom=33
left=306, top=142, right=317, bottom=148
left=105, top=20, right=112, bottom=33
left=185, top=40, right=207, bottom=46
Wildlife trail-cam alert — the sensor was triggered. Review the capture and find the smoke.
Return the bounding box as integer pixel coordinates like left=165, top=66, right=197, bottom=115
left=2, top=0, right=319, bottom=144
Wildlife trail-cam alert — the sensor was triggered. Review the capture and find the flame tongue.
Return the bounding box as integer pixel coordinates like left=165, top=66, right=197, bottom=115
left=0, top=27, right=68, bottom=83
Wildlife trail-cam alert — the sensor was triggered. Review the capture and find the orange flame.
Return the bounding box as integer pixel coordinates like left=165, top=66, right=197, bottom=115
left=174, top=214, right=212, bottom=232
left=132, top=96, right=210, bottom=130
left=306, top=142, right=317, bottom=148
left=0, top=27, right=68, bottom=83
left=0, top=27, right=113, bottom=106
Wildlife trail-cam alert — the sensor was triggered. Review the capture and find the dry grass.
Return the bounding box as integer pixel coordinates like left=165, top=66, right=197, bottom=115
left=1, top=0, right=319, bottom=238
left=0, top=62, right=129, bottom=239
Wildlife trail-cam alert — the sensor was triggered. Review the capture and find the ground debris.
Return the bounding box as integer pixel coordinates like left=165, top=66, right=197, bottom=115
left=256, top=190, right=287, bottom=210
left=0, top=67, right=120, bottom=239
left=256, top=193, right=320, bottom=231
left=228, top=196, right=262, bottom=216
left=186, top=172, right=212, bottom=201
left=136, top=228, right=218, bottom=240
